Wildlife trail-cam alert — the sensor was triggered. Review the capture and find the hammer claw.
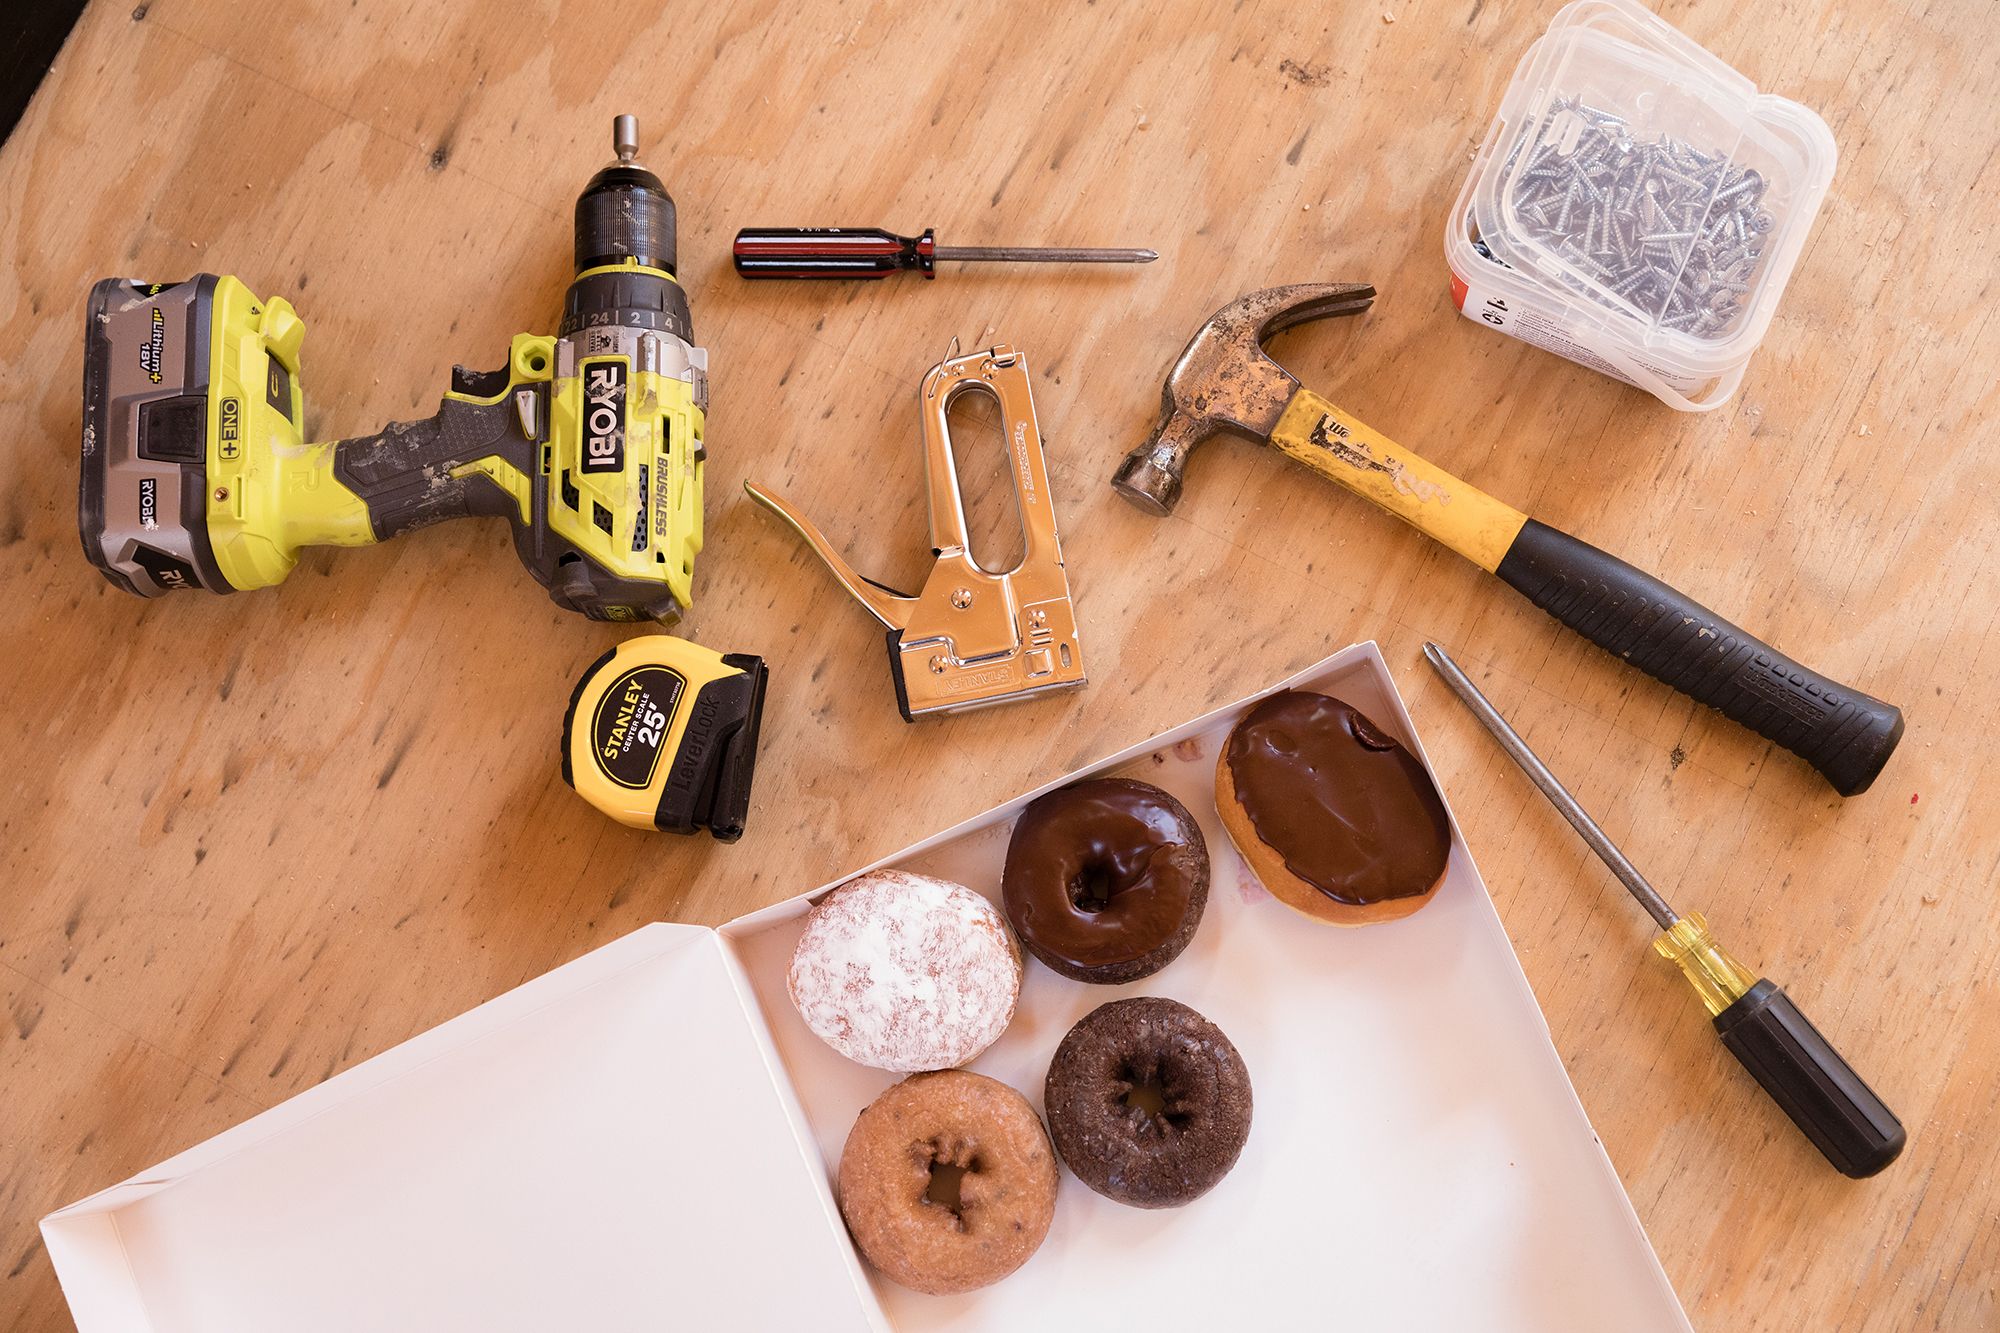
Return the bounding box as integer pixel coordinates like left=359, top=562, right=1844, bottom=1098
left=1244, top=283, right=1378, bottom=341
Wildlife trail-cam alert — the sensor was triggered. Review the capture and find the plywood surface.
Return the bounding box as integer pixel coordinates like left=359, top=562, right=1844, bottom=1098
left=1, top=2, right=1994, bottom=1328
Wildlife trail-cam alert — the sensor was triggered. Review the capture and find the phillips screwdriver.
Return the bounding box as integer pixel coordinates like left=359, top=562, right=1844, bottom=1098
left=732, top=226, right=1158, bottom=280
left=1422, top=642, right=1905, bottom=1178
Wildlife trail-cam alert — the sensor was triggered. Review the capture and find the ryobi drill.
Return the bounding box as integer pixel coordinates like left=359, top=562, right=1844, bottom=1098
left=78, top=116, right=768, bottom=840
left=81, top=115, right=706, bottom=623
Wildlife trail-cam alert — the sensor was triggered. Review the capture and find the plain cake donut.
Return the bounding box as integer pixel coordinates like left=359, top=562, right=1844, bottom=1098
left=836, top=1070, right=1059, bottom=1295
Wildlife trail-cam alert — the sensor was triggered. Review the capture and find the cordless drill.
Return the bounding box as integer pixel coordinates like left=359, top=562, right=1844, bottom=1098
left=81, top=115, right=706, bottom=623
left=79, top=116, right=769, bottom=840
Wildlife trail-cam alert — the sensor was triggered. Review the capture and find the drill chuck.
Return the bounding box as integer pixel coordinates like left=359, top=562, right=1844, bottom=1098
left=574, top=163, right=677, bottom=275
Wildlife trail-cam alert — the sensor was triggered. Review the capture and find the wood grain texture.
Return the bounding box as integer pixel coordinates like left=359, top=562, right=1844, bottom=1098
left=2, top=1, right=1994, bottom=1327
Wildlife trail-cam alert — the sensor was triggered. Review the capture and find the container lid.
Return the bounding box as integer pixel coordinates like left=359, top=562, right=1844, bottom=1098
left=1470, top=0, right=1836, bottom=365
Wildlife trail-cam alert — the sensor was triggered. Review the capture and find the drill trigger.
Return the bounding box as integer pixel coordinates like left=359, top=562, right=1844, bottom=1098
left=450, top=360, right=513, bottom=398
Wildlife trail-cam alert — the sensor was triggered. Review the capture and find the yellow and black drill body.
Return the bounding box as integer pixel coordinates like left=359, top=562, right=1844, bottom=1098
left=81, top=119, right=706, bottom=624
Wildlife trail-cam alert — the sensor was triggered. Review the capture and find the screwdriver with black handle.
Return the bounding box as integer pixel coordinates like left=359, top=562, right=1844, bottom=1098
left=732, top=226, right=1157, bottom=279
left=1424, top=643, right=1905, bottom=1178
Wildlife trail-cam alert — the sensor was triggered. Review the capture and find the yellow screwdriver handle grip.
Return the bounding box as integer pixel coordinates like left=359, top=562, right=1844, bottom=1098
left=1270, top=388, right=1529, bottom=573
left=1653, top=911, right=1760, bottom=1017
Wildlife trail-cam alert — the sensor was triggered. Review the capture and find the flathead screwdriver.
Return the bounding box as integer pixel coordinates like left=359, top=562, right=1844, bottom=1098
left=1422, top=642, right=1905, bottom=1179
left=732, top=227, right=1158, bottom=280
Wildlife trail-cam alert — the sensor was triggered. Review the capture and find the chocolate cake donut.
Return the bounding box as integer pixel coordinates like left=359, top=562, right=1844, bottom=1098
left=1217, top=690, right=1452, bottom=926
left=1001, top=779, right=1209, bottom=984
left=1044, top=997, right=1252, bottom=1209
left=837, top=1070, right=1059, bottom=1295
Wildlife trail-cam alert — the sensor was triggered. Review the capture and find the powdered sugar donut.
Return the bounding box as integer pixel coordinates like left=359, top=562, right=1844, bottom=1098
left=788, top=870, right=1022, bottom=1072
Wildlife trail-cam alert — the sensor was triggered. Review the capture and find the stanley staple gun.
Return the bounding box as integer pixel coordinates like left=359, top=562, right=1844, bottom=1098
left=746, top=343, right=1087, bottom=719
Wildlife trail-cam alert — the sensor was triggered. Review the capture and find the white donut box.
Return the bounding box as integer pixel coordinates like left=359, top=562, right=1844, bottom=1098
left=42, top=642, right=1692, bottom=1331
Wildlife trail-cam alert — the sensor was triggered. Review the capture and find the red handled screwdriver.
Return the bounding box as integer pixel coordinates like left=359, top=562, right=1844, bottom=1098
left=732, top=227, right=1158, bottom=280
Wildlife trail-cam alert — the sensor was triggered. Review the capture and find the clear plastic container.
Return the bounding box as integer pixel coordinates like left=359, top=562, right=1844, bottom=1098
left=1445, top=0, right=1836, bottom=410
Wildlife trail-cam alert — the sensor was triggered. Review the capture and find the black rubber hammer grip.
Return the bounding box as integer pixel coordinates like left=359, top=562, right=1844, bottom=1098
left=1495, top=521, right=1904, bottom=796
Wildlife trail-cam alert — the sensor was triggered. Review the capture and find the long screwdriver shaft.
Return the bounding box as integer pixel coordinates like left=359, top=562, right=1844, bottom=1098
left=1422, top=643, right=1677, bottom=928
left=733, top=227, right=1157, bottom=280
left=933, top=245, right=1158, bottom=263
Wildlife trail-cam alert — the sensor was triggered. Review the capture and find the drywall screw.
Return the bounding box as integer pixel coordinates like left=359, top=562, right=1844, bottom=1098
left=1715, top=172, right=1761, bottom=202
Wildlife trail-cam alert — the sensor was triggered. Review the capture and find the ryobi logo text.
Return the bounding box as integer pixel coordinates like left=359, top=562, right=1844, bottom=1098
left=582, top=360, right=627, bottom=474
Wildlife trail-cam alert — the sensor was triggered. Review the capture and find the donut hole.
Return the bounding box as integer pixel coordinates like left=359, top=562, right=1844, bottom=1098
left=920, top=1138, right=982, bottom=1226
left=1069, top=863, right=1121, bottom=913
left=1122, top=1078, right=1167, bottom=1117
left=1115, top=1059, right=1186, bottom=1134
left=924, top=1161, right=969, bottom=1218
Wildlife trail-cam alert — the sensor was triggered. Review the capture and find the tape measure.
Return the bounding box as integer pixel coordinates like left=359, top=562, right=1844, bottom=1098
left=562, top=637, right=768, bottom=840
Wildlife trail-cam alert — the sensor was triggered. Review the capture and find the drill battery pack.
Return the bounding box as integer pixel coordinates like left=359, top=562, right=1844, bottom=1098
left=80, top=275, right=261, bottom=597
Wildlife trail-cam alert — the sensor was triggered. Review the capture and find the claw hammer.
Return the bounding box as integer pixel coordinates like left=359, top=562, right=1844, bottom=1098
left=1111, top=284, right=1903, bottom=796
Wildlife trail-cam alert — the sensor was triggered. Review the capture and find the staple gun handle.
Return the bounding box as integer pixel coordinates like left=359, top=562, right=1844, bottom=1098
left=743, top=481, right=915, bottom=630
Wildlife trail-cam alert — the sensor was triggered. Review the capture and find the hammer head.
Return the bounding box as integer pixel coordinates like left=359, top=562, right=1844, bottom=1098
left=1111, top=283, right=1375, bottom=516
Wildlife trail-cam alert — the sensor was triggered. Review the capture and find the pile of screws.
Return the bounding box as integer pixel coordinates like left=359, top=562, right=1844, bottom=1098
left=1502, top=97, right=1771, bottom=339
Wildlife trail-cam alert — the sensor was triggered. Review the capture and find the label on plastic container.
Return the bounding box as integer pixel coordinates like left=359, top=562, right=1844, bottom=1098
left=1450, top=273, right=1707, bottom=396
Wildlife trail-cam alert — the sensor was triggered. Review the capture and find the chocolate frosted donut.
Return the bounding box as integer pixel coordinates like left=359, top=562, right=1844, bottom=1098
left=1217, top=690, right=1451, bottom=926
left=1002, top=779, right=1209, bottom=984
left=1044, top=997, right=1252, bottom=1209
left=837, top=1070, right=1059, bottom=1295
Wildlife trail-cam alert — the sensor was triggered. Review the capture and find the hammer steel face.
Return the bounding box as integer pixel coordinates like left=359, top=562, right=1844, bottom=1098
left=748, top=343, right=1086, bottom=720
left=1112, top=284, right=1904, bottom=796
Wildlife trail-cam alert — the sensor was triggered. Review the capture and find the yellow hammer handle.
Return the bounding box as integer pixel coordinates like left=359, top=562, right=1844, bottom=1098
left=1271, top=388, right=1527, bottom=573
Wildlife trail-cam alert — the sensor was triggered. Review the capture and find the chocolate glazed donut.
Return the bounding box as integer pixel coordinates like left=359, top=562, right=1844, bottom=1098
left=1217, top=690, right=1452, bottom=926
left=1044, top=997, right=1252, bottom=1208
left=1002, top=779, right=1210, bottom=984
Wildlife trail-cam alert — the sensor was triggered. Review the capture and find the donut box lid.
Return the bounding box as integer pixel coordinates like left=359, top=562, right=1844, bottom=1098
left=40, top=924, right=887, bottom=1332
left=44, top=641, right=1691, bottom=1331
